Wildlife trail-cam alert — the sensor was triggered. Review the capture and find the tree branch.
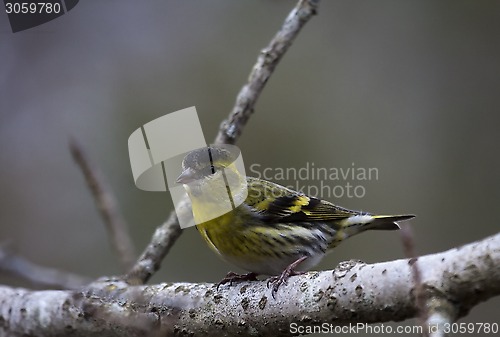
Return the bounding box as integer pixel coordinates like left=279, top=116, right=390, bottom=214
left=125, top=0, right=320, bottom=285
left=70, top=138, right=136, bottom=271
left=215, top=0, right=319, bottom=145
left=0, top=247, right=91, bottom=290
left=1, top=232, right=498, bottom=336
left=400, top=224, right=428, bottom=333
left=124, top=204, right=186, bottom=284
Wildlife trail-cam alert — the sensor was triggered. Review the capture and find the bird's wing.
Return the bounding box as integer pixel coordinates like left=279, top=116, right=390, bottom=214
left=245, top=177, right=360, bottom=223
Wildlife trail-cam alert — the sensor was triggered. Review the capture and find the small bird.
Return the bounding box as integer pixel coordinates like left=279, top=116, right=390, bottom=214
left=177, top=146, right=414, bottom=297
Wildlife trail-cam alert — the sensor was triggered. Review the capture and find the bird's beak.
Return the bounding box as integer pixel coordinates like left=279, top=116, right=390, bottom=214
left=176, top=167, right=196, bottom=184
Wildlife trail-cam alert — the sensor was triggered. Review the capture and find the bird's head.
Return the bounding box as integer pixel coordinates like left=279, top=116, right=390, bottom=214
left=176, top=146, right=237, bottom=185
left=176, top=146, right=247, bottom=222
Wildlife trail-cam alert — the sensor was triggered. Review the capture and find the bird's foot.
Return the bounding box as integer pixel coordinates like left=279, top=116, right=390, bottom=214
left=267, top=256, right=308, bottom=298
left=216, top=271, right=259, bottom=290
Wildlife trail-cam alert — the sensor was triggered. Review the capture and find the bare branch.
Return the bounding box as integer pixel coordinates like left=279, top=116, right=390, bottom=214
left=215, top=0, right=319, bottom=145
left=1, top=232, right=498, bottom=336
left=0, top=247, right=90, bottom=290
left=123, top=204, right=186, bottom=284
left=400, top=224, right=428, bottom=334
left=126, top=0, right=320, bottom=284
left=401, top=224, right=459, bottom=337
left=70, top=138, right=136, bottom=271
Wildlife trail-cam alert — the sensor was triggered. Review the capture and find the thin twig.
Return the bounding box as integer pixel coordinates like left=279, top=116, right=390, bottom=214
left=125, top=0, right=320, bottom=285
left=124, top=209, right=184, bottom=284
left=70, top=138, right=136, bottom=271
left=0, top=246, right=90, bottom=290
left=215, top=0, right=319, bottom=145
left=400, top=224, right=428, bottom=335
left=402, top=225, right=460, bottom=337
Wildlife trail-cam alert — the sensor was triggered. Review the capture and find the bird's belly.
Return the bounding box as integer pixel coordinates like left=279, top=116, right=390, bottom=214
left=196, top=212, right=332, bottom=276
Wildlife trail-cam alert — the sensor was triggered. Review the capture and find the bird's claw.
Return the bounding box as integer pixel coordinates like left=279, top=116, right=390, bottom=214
left=267, top=256, right=308, bottom=298
left=216, top=272, right=259, bottom=291
left=267, top=268, right=305, bottom=298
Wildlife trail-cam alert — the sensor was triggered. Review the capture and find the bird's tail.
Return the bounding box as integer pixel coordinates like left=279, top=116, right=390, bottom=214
left=339, top=214, right=415, bottom=237
left=366, top=214, right=415, bottom=231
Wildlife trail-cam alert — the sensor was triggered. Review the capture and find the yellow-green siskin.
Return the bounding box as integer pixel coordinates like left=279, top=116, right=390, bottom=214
left=177, top=146, right=414, bottom=297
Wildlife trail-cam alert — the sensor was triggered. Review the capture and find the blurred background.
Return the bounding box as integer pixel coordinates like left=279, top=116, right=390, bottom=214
left=1, top=1, right=499, bottom=335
